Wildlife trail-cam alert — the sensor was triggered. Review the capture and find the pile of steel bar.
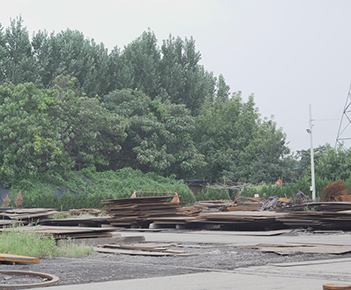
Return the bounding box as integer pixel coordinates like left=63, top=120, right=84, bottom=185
left=94, top=242, right=197, bottom=256
left=191, top=211, right=287, bottom=231
left=0, top=220, right=26, bottom=227
left=39, top=216, right=110, bottom=227
left=277, top=202, right=351, bottom=212
left=195, top=200, right=235, bottom=211
left=102, top=195, right=188, bottom=227
left=0, top=253, right=40, bottom=264
left=276, top=209, right=351, bottom=230
left=0, top=208, right=60, bottom=221
left=0, top=225, right=118, bottom=239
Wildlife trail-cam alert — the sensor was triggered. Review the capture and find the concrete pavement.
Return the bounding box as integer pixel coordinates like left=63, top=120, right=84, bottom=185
left=34, top=259, right=351, bottom=290
left=31, top=230, right=351, bottom=290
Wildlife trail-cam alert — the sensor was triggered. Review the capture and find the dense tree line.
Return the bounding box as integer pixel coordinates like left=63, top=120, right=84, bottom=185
left=0, top=16, right=347, bottom=189
left=0, top=17, right=216, bottom=113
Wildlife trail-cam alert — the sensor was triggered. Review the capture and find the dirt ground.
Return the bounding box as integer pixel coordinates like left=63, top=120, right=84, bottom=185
left=0, top=230, right=350, bottom=287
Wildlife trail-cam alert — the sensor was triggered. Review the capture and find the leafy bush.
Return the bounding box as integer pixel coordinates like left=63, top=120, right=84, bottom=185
left=6, top=167, right=195, bottom=210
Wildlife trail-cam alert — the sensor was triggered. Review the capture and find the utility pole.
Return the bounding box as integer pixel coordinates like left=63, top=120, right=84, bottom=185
left=308, top=104, right=316, bottom=201
left=336, top=82, right=351, bottom=149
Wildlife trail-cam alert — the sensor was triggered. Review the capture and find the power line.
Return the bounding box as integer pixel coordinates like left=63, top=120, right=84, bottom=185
left=336, top=82, right=351, bottom=149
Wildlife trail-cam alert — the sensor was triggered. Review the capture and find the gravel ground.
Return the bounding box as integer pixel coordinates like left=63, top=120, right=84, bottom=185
left=0, top=232, right=350, bottom=287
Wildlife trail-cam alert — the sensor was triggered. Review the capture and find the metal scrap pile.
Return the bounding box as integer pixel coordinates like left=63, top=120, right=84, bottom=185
left=233, top=196, right=266, bottom=211
left=195, top=196, right=265, bottom=212
left=102, top=192, right=196, bottom=228
left=261, top=191, right=312, bottom=211
left=194, top=200, right=235, bottom=212
left=261, top=196, right=289, bottom=211
left=321, top=180, right=351, bottom=202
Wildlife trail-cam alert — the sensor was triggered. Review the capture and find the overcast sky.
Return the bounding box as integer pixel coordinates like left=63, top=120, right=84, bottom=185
left=1, top=0, right=351, bottom=153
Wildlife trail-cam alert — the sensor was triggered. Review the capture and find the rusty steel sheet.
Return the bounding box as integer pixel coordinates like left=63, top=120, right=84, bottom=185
left=0, top=253, right=40, bottom=265
left=0, top=225, right=118, bottom=239
left=0, top=209, right=60, bottom=220
left=102, top=194, right=192, bottom=228
left=94, top=244, right=197, bottom=257
left=257, top=245, right=351, bottom=255
left=0, top=270, right=59, bottom=288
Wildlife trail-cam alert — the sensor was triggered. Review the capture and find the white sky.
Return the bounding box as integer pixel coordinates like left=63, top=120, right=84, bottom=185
left=1, top=0, right=351, bottom=153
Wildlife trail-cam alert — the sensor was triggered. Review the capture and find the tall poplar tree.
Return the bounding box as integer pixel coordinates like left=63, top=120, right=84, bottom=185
left=3, top=16, right=36, bottom=84
left=119, top=30, right=161, bottom=98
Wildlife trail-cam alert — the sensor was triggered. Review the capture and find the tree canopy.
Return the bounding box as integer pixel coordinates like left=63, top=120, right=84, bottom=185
left=102, top=88, right=205, bottom=178
left=2, top=16, right=342, bottom=188
left=0, top=77, right=125, bottom=185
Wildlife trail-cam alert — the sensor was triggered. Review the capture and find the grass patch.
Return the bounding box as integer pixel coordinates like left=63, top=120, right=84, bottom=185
left=0, top=227, right=94, bottom=258
left=0, top=228, right=58, bottom=258
left=57, top=239, right=95, bottom=258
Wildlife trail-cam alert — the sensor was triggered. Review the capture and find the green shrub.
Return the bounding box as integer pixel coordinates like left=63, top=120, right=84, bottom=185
left=196, top=187, right=230, bottom=201
left=5, top=167, right=195, bottom=210
left=0, top=228, right=58, bottom=258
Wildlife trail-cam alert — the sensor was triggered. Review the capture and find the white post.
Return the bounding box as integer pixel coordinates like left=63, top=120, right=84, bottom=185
left=309, top=104, right=316, bottom=201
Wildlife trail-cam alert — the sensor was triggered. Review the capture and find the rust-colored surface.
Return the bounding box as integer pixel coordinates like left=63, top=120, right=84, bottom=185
left=102, top=194, right=191, bottom=227
left=0, top=270, right=60, bottom=288
left=0, top=253, right=40, bottom=265
left=323, top=283, right=351, bottom=290
left=321, top=180, right=351, bottom=202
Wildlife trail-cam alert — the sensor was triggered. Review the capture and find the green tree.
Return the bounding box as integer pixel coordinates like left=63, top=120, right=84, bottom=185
left=119, top=30, right=161, bottom=98
left=32, top=29, right=111, bottom=97
left=305, top=144, right=351, bottom=181
left=216, top=74, right=230, bottom=101
left=0, top=82, right=67, bottom=185
left=296, top=145, right=329, bottom=178
left=159, top=35, right=216, bottom=114
left=194, top=93, right=259, bottom=180
left=108, top=46, right=134, bottom=93
left=0, top=78, right=125, bottom=185
left=42, top=30, right=94, bottom=89
left=31, top=29, right=49, bottom=87
left=103, top=89, right=205, bottom=177
left=233, top=118, right=295, bottom=183
left=3, top=16, right=37, bottom=85
left=194, top=93, right=293, bottom=183
left=48, top=76, right=126, bottom=171
left=82, top=40, right=112, bottom=97
left=0, top=23, right=6, bottom=82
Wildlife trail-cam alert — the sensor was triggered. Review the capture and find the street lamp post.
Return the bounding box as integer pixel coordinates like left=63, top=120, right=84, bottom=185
left=308, top=104, right=316, bottom=201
